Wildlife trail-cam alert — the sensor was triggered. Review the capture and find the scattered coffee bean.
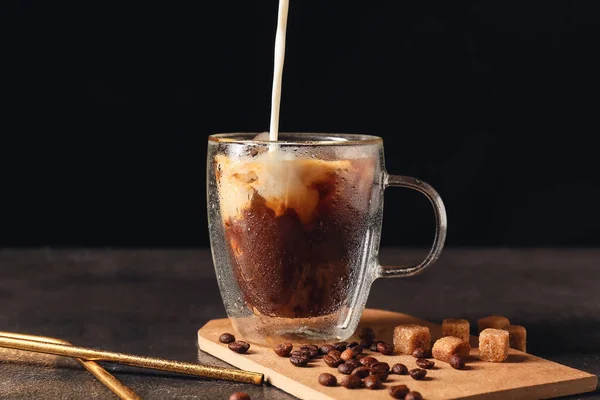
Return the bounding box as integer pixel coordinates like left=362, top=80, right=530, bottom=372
left=290, top=354, right=309, bottom=367
left=406, top=391, right=423, bottom=400
left=359, top=356, right=379, bottom=366
left=415, top=358, right=435, bottom=369
left=377, top=341, right=394, bottom=355
left=341, top=374, right=362, bottom=389
left=370, top=340, right=383, bottom=352
left=371, top=361, right=390, bottom=372
left=449, top=354, right=466, bottom=370
left=345, top=358, right=361, bottom=370
left=228, top=341, right=250, bottom=354
left=409, top=368, right=427, bottom=380
left=229, top=392, right=250, bottom=400
left=359, top=327, right=376, bottom=340
left=318, top=373, right=337, bottom=387
left=219, top=333, right=236, bottom=344
left=299, top=345, right=319, bottom=358
left=363, top=375, right=382, bottom=390
left=352, top=366, right=371, bottom=379
left=319, top=344, right=334, bottom=355
left=412, top=347, right=428, bottom=358
left=333, top=342, right=349, bottom=351
left=324, top=354, right=344, bottom=367
left=392, top=363, right=409, bottom=375
left=338, top=362, right=354, bottom=375
left=370, top=369, right=389, bottom=382
left=389, top=385, right=410, bottom=399
left=327, top=350, right=342, bottom=358
left=341, top=348, right=355, bottom=361
left=291, top=349, right=312, bottom=358
left=360, top=338, right=374, bottom=348
left=347, top=342, right=363, bottom=354
left=273, top=343, right=293, bottom=357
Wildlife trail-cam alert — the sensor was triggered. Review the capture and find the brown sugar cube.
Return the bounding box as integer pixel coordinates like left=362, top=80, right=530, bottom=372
left=393, top=324, right=431, bottom=355
left=479, top=328, right=509, bottom=362
left=505, top=325, right=527, bottom=352
left=477, top=315, right=510, bottom=333
left=442, top=318, right=470, bottom=343
left=432, top=336, right=470, bottom=363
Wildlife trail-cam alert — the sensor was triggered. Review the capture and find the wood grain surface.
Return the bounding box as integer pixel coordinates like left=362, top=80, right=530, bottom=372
left=198, top=309, right=597, bottom=400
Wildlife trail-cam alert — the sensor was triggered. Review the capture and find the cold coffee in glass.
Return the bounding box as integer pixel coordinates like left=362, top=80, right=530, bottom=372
left=207, top=133, right=447, bottom=344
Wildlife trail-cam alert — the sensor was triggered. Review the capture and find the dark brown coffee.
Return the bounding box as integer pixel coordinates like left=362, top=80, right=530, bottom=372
left=216, top=154, right=375, bottom=319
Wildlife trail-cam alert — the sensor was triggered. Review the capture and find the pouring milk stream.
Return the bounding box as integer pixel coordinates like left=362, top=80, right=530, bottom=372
left=268, top=0, right=289, bottom=141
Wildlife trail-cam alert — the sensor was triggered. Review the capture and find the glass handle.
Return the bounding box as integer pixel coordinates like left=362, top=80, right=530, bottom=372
left=376, top=174, right=447, bottom=279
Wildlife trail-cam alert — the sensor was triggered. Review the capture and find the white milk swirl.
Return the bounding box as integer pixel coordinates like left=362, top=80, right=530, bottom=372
left=268, top=0, right=289, bottom=141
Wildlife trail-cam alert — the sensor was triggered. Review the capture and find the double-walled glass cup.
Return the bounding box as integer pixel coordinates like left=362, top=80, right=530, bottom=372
left=207, top=133, right=447, bottom=344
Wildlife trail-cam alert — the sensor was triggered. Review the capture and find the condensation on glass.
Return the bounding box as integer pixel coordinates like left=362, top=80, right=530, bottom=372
left=207, top=133, right=446, bottom=344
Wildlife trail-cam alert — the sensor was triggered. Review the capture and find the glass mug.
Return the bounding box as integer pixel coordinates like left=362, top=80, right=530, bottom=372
left=207, top=133, right=447, bottom=344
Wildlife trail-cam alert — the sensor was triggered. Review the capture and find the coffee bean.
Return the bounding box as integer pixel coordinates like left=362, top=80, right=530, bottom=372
left=341, top=374, right=362, bottom=389
left=273, top=343, right=293, bottom=357
left=345, top=358, right=361, bottom=370
left=359, top=327, right=376, bottom=340
left=338, top=362, right=354, bottom=375
left=389, top=385, right=410, bottom=399
left=228, top=341, right=250, bottom=354
left=412, top=347, right=429, bottom=358
left=363, top=375, right=382, bottom=390
left=347, top=342, right=363, bottom=354
left=219, top=333, right=236, bottom=344
left=370, top=361, right=390, bottom=372
left=351, top=366, right=371, bottom=379
left=327, top=350, right=342, bottom=358
left=324, top=354, right=344, bottom=367
left=359, top=356, right=378, bottom=366
left=341, top=348, right=355, bottom=361
left=377, top=341, right=394, bottom=355
left=291, top=349, right=312, bottom=358
left=406, top=391, right=423, bottom=400
left=370, top=369, right=389, bottom=382
left=300, top=345, right=319, bottom=358
left=360, top=338, right=374, bottom=348
left=415, top=358, right=435, bottom=369
left=449, top=354, right=466, bottom=370
left=290, top=354, right=309, bottom=367
left=319, top=344, right=334, bottom=355
left=392, top=363, right=409, bottom=375
left=318, top=373, right=337, bottom=387
left=333, top=342, right=348, bottom=351
left=229, top=392, right=250, bottom=400
left=409, top=368, right=427, bottom=380
left=370, top=341, right=382, bottom=352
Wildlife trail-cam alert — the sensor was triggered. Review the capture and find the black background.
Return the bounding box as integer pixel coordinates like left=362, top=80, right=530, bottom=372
left=1, top=1, right=599, bottom=248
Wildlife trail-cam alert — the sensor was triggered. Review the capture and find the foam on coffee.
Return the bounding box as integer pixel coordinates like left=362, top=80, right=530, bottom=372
left=215, top=150, right=374, bottom=225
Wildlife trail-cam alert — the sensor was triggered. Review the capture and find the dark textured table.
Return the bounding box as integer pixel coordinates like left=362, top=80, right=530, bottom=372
left=0, top=248, right=598, bottom=399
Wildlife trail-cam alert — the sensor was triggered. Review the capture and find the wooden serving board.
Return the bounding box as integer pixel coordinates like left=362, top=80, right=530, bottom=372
left=198, top=309, right=597, bottom=400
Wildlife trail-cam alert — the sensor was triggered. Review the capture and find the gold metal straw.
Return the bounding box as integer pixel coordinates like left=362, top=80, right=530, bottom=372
left=0, top=334, right=263, bottom=385
left=0, top=332, right=140, bottom=400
